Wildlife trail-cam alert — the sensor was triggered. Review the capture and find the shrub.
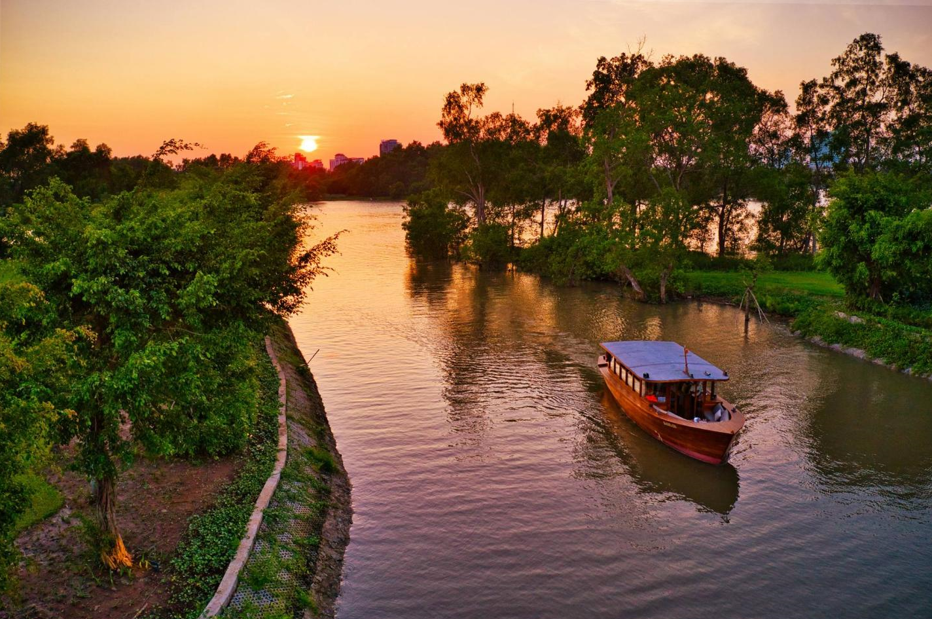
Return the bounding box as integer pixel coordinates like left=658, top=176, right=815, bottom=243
left=461, top=223, right=513, bottom=270
left=401, top=190, right=469, bottom=259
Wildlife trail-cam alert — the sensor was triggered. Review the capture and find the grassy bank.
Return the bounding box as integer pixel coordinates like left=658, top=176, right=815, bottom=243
left=679, top=269, right=932, bottom=377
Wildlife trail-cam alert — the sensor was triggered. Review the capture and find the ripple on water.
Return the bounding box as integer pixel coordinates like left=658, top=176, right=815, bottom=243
left=290, top=201, right=932, bottom=619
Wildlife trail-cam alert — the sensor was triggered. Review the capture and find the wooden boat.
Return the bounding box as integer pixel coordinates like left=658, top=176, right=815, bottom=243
left=599, top=341, right=745, bottom=465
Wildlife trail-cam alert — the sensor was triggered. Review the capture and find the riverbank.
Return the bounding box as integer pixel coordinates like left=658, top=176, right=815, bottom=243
left=218, top=322, right=352, bottom=618
left=678, top=269, right=932, bottom=379
left=2, top=325, right=351, bottom=619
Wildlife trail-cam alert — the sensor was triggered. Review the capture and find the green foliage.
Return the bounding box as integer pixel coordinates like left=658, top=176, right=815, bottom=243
left=461, top=223, right=512, bottom=270
left=0, top=279, right=77, bottom=592
left=165, top=351, right=280, bottom=618
left=793, top=307, right=932, bottom=375
left=0, top=156, right=337, bottom=565
left=820, top=171, right=932, bottom=304
left=401, top=191, right=469, bottom=259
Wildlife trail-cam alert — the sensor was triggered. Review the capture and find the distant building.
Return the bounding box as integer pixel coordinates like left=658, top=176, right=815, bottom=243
left=329, top=153, right=364, bottom=171
left=293, top=153, right=325, bottom=171
left=379, top=139, right=400, bottom=156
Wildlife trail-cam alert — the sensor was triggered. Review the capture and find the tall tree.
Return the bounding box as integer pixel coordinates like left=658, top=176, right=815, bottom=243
left=581, top=52, right=652, bottom=208
left=436, top=83, right=497, bottom=224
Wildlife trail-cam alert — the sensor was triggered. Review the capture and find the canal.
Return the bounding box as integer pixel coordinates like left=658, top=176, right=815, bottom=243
left=289, top=201, right=932, bottom=619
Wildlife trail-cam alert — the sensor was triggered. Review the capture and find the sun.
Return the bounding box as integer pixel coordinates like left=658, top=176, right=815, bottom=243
left=299, top=135, right=319, bottom=153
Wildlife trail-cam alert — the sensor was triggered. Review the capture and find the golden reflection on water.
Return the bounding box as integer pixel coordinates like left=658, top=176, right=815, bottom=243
left=290, top=201, right=932, bottom=619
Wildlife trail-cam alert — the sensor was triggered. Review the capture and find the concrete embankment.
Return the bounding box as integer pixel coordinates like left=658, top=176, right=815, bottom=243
left=205, top=322, right=352, bottom=618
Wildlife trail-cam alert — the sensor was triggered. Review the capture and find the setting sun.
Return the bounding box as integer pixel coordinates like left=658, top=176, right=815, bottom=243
left=299, top=135, right=319, bottom=153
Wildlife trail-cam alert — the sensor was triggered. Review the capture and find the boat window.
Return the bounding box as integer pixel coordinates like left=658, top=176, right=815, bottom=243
left=634, top=378, right=641, bottom=394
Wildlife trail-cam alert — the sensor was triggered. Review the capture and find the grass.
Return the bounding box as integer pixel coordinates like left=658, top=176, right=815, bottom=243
left=14, top=472, right=64, bottom=533
left=679, top=268, right=932, bottom=376
left=679, top=269, right=844, bottom=301
left=305, top=446, right=336, bottom=474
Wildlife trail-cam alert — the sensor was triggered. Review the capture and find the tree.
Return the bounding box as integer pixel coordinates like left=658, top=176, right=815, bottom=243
left=535, top=105, right=587, bottom=237
left=436, top=83, right=498, bottom=224
left=0, top=281, right=77, bottom=592
left=3, top=172, right=337, bottom=568
left=581, top=51, right=652, bottom=208
left=402, top=190, right=469, bottom=259
left=703, top=60, right=772, bottom=257
left=820, top=33, right=892, bottom=172
left=56, top=139, right=113, bottom=200
left=633, top=54, right=721, bottom=300
left=0, top=123, right=57, bottom=206
left=820, top=171, right=932, bottom=303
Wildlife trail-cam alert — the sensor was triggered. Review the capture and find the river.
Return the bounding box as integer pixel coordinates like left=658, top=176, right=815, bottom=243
left=289, top=201, right=932, bottom=619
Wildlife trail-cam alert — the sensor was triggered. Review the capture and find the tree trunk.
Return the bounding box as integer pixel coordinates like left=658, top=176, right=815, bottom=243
left=94, top=474, right=133, bottom=569
left=717, top=184, right=729, bottom=258
left=869, top=274, right=883, bottom=301
left=619, top=265, right=646, bottom=302
left=540, top=199, right=546, bottom=240
left=604, top=158, right=614, bottom=206
left=659, top=264, right=674, bottom=304
left=475, top=185, right=486, bottom=225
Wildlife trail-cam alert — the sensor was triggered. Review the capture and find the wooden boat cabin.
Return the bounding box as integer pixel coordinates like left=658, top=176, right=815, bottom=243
left=598, top=341, right=745, bottom=465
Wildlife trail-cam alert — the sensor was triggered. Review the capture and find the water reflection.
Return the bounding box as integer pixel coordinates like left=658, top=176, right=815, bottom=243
left=597, top=391, right=741, bottom=517
left=798, top=356, right=932, bottom=502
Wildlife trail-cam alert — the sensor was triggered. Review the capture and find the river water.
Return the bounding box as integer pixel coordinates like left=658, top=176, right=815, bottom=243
left=289, top=201, right=932, bottom=619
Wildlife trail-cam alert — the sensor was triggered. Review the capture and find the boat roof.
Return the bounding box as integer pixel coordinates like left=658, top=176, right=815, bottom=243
left=600, top=340, right=728, bottom=382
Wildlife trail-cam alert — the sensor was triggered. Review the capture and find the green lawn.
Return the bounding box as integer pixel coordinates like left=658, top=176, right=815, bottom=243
left=15, top=472, right=64, bottom=533
left=680, top=270, right=844, bottom=300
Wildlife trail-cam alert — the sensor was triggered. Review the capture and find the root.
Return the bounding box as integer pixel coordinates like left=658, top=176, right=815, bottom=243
left=101, top=535, right=133, bottom=570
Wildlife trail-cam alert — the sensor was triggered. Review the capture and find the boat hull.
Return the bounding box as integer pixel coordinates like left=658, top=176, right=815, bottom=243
left=599, top=363, right=744, bottom=465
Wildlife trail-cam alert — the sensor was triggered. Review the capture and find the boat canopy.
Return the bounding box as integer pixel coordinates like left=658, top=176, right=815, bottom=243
left=601, top=341, right=728, bottom=382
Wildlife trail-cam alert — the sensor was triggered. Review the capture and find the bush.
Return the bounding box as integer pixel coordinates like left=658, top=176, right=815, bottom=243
left=793, top=307, right=932, bottom=375
left=165, top=348, right=280, bottom=618
left=461, top=223, right=513, bottom=270
left=401, top=190, right=469, bottom=259
left=820, top=171, right=932, bottom=305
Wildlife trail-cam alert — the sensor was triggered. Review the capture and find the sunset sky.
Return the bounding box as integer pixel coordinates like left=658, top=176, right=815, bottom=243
left=2, top=0, right=931, bottom=163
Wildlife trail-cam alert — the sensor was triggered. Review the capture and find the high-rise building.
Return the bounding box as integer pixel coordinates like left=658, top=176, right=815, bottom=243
left=379, top=139, right=400, bottom=156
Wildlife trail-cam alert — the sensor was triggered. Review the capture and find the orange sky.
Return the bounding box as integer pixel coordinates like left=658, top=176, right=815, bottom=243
left=2, top=0, right=931, bottom=163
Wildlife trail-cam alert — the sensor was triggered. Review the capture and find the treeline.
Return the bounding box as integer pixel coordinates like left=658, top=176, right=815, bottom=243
left=0, top=137, right=337, bottom=592
left=403, top=33, right=932, bottom=309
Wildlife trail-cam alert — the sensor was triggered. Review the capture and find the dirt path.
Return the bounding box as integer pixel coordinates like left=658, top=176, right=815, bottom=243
left=5, top=454, right=240, bottom=619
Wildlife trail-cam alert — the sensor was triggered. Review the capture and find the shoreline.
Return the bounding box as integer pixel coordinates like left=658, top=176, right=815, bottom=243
left=269, top=322, right=352, bottom=617
left=683, top=293, right=932, bottom=381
